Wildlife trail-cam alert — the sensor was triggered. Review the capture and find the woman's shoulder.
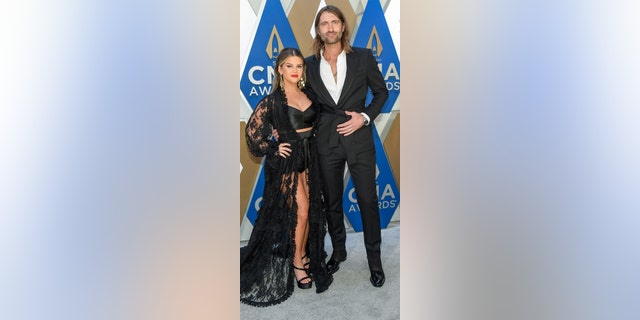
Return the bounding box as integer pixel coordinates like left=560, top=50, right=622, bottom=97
left=302, top=87, right=318, bottom=101
left=259, top=91, right=277, bottom=102
left=257, top=91, right=283, bottom=107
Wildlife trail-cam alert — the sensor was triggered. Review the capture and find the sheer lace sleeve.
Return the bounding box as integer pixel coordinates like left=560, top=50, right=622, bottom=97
left=245, top=98, right=277, bottom=158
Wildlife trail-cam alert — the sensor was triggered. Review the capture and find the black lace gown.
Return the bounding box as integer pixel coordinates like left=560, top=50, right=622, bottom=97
left=241, top=89, right=332, bottom=307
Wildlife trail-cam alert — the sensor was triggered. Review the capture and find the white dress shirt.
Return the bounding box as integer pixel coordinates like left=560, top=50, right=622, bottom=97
left=319, top=49, right=346, bottom=104
left=319, top=49, right=371, bottom=125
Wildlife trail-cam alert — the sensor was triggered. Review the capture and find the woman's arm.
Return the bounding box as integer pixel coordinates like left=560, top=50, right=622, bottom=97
left=245, top=98, right=277, bottom=158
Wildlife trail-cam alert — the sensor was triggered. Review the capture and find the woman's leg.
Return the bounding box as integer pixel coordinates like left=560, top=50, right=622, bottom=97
left=293, top=171, right=311, bottom=284
left=300, top=172, right=311, bottom=267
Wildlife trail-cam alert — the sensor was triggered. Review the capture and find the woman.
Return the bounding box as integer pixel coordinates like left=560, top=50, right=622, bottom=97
left=241, top=48, right=332, bottom=307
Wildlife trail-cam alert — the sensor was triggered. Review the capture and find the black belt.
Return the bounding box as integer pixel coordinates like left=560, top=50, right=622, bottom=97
left=298, top=130, right=312, bottom=173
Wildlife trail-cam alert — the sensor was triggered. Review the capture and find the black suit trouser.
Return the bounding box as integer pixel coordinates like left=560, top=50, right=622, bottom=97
left=319, top=143, right=382, bottom=271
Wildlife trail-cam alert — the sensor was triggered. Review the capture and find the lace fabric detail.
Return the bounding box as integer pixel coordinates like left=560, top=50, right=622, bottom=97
left=241, top=89, right=332, bottom=307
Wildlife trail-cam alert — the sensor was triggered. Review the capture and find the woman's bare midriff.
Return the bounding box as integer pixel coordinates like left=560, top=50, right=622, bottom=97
left=296, top=127, right=313, bottom=133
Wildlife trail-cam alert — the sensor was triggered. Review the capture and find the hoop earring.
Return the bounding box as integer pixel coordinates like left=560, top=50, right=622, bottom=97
left=279, top=75, right=285, bottom=92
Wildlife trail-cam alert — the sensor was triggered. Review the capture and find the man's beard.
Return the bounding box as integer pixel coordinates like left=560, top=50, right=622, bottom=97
left=321, top=32, right=342, bottom=45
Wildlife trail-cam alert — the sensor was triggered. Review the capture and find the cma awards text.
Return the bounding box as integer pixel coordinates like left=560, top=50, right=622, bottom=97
left=254, top=183, right=398, bottom=212
left=247, top=65, right=276, bottom=96
left=379, top=62, right=400, bottom=91
left=246, top=63, right=400, bottom=96
left=346, top=183, right=398, bottom=213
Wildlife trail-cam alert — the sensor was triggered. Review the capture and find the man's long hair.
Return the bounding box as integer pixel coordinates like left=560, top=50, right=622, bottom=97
left=312, top=5, right=353, bottom=58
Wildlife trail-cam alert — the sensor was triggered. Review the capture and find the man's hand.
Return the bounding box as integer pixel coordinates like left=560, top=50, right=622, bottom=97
left=337, top=111, right=365, bottom=136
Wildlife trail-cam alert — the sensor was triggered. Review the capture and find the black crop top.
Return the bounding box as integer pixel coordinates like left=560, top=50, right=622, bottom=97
left=288, top=104, right=316, bottom=130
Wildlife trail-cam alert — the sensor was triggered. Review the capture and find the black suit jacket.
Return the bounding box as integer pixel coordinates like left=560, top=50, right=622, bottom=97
left=305, top=47, right=389, bottom=162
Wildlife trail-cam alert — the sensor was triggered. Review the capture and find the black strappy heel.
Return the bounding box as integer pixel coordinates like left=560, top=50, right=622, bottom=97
left=301, top=254, right=314, bottom=276
left=292, top=264, right=313, bottom=289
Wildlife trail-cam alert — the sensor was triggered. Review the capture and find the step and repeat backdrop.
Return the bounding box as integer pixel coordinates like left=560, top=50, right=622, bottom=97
left=239, top=0, right=400, bottom=240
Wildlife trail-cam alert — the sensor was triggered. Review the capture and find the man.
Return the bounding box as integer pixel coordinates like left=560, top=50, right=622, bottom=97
left=305, top=5, right=389, bottom=287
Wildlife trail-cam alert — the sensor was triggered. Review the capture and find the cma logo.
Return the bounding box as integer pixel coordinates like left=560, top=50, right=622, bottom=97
left=246, top=26, right=283, bottom=96
left=367, top=26, right=400, bottom=91
left=346, top=183, right=398, bottom=213
left=254, top=196, right=263, bottom=211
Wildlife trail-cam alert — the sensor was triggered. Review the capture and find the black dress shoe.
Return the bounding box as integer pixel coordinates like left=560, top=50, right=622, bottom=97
left=326, top=255, right=346, bottom=275
left=370, top=270, right=385, bottom=287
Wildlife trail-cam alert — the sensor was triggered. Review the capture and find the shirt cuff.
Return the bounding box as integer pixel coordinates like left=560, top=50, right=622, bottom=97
left=360, top=112, right=371, bottom=126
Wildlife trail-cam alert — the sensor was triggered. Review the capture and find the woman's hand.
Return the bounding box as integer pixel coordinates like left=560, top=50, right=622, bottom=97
left=275, top=142, right=292, bottom=158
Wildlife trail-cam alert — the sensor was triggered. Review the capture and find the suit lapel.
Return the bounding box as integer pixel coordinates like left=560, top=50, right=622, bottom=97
left=336, top=51, right=358, bottom=107
left=308, top=57, right=335, bottom=106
